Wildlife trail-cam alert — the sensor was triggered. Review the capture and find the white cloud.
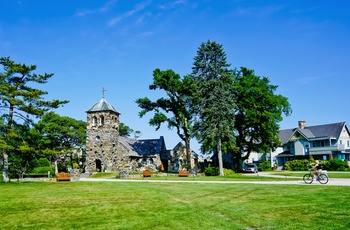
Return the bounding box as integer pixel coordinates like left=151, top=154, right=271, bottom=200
left=292, top=6, right=319, bottom=14
left=297, top=76, right=319, bottom=85
left=108, top=0, right=151, bottom=27
left=75, top=0, right=117, bottom=17
left=158, top=0, right=186, bottom=10
left=140, top=31, right=153, bottom=37
left=108, top=16, right=122, bottom=27
left=234, top=5, right=284, bottom=17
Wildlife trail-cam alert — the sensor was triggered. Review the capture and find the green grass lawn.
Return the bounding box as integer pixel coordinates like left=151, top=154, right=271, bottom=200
left=129, top=174, right=298, bottom=181
left=92, top=171, right=350, bottom=181
left=1, top=181, right=349, bottom=230
left=267, top=171, right=350, bottom=178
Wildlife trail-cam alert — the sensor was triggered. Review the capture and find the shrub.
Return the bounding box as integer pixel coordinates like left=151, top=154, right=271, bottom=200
left=204, top=167, right=219, bottom=176
left=38, top=158, right=51, bottom=167
left=58, top=163, right=67, bottom=172
left=284, top=159, right=312, bottom=171
left=32, top=158, right=40, bottom=168
left=223, top=168, right=235, bottom=176
left=323, top=159, right=349, bottom=171
left=337, top=166, right=348, bottom=171
left=31, top=166, right=55, bottom=176
left=258, top=161, right=272, bottom=171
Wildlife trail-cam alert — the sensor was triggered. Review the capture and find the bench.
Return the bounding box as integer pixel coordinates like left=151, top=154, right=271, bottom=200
left=56, top=172, right=71, bottom=182
left=178, top=170, right=189, bottom=177
left=143, top=170, right=152, bottom=177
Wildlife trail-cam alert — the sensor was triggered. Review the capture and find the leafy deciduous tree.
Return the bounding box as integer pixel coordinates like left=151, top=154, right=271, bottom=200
left=136, top=69, right=194, bottom=165
left=233, top=67, right=291, bottom=171
left=34, top=112, right=86, bottom=156
left=119, top=122, right=140, bottom=138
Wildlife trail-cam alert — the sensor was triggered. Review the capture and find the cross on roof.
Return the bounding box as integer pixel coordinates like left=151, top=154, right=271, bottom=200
left=101, top=87, right=106, bottom=98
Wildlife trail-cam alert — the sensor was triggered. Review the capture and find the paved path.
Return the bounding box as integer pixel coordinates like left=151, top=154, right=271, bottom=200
left=79, top=177, right=350, bottom=186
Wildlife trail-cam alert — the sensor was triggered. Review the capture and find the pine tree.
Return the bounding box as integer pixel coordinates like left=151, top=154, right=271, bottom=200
left=0, top=57, right=68, bottom=182
left=190, top=41, right=236, bottom=176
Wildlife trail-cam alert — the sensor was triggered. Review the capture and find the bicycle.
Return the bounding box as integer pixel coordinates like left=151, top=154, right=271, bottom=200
left=303, top=170, right=329, bottom=184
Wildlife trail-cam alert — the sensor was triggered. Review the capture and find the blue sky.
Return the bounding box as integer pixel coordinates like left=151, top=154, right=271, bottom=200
left=1, top=0, right=349, bottom=154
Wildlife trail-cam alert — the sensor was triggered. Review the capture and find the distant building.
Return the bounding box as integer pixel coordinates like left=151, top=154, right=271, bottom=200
left=272, top=121, right=350, bottom=166
left=84, top=95, right=196, bottom=174
left=211, top=121, right=350, bottom=170
left=167, top=142, right=200, bottom=172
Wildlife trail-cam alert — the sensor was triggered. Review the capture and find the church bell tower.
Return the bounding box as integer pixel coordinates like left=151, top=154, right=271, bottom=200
left=85, top=89, right=121, bottom=173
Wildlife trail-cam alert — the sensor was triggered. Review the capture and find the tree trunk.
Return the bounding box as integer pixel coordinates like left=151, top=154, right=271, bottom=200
left=237, top=157, right=244, bottom=172
left=2, top=149, right=10, bottom=182
left=2, top=104, right=14, bottom=183
left=217, top=134, right=224, bottom=176
left=185, top=137, right=192, bottom=168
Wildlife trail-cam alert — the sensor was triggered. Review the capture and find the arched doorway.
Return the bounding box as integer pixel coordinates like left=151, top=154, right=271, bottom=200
left=95, top=159, right=102, bottom=172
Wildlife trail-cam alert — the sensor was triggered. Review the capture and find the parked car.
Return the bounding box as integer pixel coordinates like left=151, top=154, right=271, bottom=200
left=243, top=163, right=258, bottom=173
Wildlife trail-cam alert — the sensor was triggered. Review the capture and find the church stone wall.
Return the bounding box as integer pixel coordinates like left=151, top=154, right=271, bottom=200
left=86, top=111, right=129, bottom=173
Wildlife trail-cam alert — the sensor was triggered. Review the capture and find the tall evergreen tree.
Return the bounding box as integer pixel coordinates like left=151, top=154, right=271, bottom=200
left=136, top=69, right=194, bottom=167
left=0, top=57, right=68, bottom=182
left=191, top=41, right=236, bottom=176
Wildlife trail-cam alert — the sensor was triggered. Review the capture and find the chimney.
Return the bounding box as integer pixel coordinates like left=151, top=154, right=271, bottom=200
left=298, top=121, right=306, bottom=129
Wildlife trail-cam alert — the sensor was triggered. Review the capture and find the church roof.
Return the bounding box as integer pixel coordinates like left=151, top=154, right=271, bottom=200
left=118, top=136, right=167, bottom=158
left=86, top=97, right=120, bottom=114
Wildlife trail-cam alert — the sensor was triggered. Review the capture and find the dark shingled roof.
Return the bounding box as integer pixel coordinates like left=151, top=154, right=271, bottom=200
left=86, top=98, right=120, bottom=114
left=279, top=122, right=347, bottom=144
left=118, top=136, right=166, bottom=157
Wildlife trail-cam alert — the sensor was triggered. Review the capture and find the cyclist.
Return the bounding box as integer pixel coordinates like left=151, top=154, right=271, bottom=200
left=311, top=160, right=322, bottom=180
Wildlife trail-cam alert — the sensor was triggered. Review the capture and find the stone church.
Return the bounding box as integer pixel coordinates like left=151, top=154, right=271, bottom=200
left=84, top=94, right=199, bottom=174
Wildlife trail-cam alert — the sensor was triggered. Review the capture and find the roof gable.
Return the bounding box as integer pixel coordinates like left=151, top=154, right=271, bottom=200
left=279, top=122, right=347, bottom=144
left=340, top=125, right=350, bottom=138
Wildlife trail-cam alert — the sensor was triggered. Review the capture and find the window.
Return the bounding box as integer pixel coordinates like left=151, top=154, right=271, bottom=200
left=149, top=158, right=154, bottom=165
left=92, top=116, right=97, bottom=126
left=100, top=116, right=104, bottom=126
left=347, top=140, right=350, bottom=147
left=142, top=158, right=147, bottom=165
